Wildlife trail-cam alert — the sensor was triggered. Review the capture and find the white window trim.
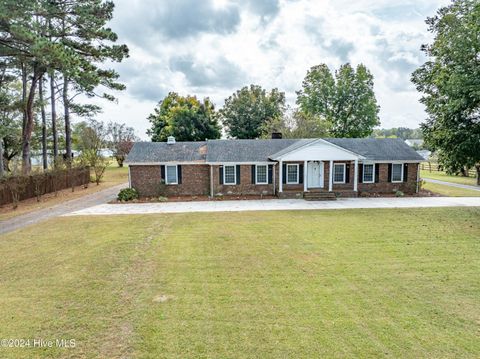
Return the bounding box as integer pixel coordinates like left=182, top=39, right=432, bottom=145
left=255, top=164, right=268, bottom=185
left=333, top=163, right=346, bottom=184
left=363, top=163, right=375, bottom=183
left=165, top=165, right=178, bottom=185
left=223, top=165, right=236, bottom=185
left=286, top=164, right=299, bottom=184
left=392, top=163, right=404, bottom=183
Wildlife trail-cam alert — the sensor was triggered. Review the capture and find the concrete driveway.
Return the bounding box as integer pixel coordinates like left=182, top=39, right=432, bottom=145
left=65, top=196, right=480, bottom=216
left=0, top=183, right=127, bottom=235
left=423, top=178, right=480, bottom=191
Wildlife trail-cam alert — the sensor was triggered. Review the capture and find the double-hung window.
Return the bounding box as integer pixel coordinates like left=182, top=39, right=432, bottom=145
left=165, top=165, right=178, bottom=184
left=286, top=164, right=299, bottom=184
left=256, top=165, right=268, bottom=184
left=363, top=164, right=374, bottom=183
left=392, top=163, right=403, bottom=182
left=333, top=163, right=346, bottom=184
left=224, top=165, right=236, bottom=185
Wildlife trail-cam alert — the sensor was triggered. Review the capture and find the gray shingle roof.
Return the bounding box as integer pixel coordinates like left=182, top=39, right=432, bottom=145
left=205, top=139, right=299, bottom=162
left=126, top=138, right=424, bottom=164
left=126, top=141, right=207, bottom=163
left=324, top=138, right=425, bottom=161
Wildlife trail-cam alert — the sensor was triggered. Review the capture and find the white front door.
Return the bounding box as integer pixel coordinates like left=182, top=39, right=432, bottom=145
left=307, top=161, right=322, bottom=188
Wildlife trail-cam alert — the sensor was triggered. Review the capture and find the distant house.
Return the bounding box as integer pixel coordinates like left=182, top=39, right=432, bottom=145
left=126, top=137, right=424, bottom=198
left=405, top=139, right=424, bottom=148
left=416, top=150, right=431, bottom=161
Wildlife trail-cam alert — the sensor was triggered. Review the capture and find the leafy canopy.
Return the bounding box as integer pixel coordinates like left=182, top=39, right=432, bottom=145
left=261, top=108, right=331, bottom=139
left=221, top=85, right=286, bottom=139
left=296, top=63, right=380, bottom=138
left=147, top=92, right=221, bottom=142
left=411, top=0, right=480, bottom=179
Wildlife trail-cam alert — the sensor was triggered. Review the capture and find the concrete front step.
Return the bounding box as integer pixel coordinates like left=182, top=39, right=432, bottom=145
left=304, top=191, right=337, bottom=201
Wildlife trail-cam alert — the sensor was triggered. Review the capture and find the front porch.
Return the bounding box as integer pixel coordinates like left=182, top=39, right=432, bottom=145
left=278, top=159, right=359, bottom=194
left=273, top=139, right=364, bottom=198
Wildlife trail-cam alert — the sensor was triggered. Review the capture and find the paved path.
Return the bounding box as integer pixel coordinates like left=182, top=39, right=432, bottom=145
left=0, top=183, right=127, bottom=235
left=65, top=196, right=480, bottom=216
left=423, top=178, right=480, bottom=191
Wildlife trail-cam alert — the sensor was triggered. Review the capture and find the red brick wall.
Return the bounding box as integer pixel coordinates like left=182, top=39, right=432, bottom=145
left=212, top=165, right=275, bottom=196
left=358, top=163, right=418, bottom=194
left=130, top=162, right=419, bottom=197
left=129, top=165, right=210, bottom=197
left=278, top=161, right=305, bottom=192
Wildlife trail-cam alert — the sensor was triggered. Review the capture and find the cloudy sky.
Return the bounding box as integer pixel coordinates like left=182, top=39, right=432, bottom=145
left=91, top=0, right=449, bottom=139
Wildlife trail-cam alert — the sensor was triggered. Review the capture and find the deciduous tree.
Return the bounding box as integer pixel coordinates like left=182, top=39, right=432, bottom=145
left=411, top=0, right=480, bottom=184
left=221, top=85, right=286, bottom=139
left=296, top=63, right=380, bottom=138
left=148, top=92, right=221, bottom=142
left=107, top=122, right=138, bottom=167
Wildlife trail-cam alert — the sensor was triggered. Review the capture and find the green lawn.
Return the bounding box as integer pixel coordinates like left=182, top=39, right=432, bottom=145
left=423, top=181, right=480, bottom=197
left=421, top=170, right=478, bottom=186
left=0, top=208, right=479, bottom=358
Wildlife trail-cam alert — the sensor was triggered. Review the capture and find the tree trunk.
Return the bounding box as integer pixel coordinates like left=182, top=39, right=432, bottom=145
left=63, top=75, right=72, bottom=165
left=21, top=63, right=27, bottom=135
left=50, top=72, right=58, bottom=160
left=476, top=165, right=480, bottom=186
left=39, top=75, right=48, bottom=170
left=0, top=137, right=4, bottom=177
left=21, top=67, right=41, bottom=174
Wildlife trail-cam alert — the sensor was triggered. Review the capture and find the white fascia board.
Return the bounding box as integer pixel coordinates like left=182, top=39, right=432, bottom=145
left=205, top=161, right=273, bottom=165
left=126, top=161, right=206, bottom=165
left=360, top=160, right=422, bottom=164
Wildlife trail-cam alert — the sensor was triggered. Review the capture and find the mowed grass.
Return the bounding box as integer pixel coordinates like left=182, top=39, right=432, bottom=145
left=0, top=208, right=479, bottom=358
left=421, top=170, right=478, bottom=186
left=423, top=181, right=480, bottom=197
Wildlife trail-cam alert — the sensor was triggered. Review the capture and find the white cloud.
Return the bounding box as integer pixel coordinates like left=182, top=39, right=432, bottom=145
left=84, top=0, right=451, bottom=139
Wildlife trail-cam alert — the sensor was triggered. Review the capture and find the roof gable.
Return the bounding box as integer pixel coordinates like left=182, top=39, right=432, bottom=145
left=270, top=139, right=364, bottom=161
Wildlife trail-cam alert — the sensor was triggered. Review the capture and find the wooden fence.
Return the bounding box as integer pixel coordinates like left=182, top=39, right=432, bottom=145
left=420, top=163, right=477, bottom=177
left=0, top=167, right=90, bottom=206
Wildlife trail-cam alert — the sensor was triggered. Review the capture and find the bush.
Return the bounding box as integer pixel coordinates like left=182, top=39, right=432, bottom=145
left=395, top=190, right=404, bottom=197
left=117, top=188, right=139, bottom=201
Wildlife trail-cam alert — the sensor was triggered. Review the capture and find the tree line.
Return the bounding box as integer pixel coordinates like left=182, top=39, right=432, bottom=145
left=0, top=0, right=129, bottom=176
left=148, top=63, right=381, bottom=142
left=149, top=0, right=479, bottom=183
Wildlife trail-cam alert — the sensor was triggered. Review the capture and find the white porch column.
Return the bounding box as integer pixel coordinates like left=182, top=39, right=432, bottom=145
left=303, top=161, right=308, bottom=192
left=279, top=160, right=283, bottom=193
left=273, top=163, right=276, bottom=195
left=354, top=159, right=358, bottom=192
left=329, top=160, right=333, bottom=192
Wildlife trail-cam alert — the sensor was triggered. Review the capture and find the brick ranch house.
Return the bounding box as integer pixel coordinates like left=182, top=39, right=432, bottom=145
left=126, top=137, right=425, bottom=199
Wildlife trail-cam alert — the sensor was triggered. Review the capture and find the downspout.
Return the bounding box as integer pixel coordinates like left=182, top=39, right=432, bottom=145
left=416, top=163, right=420, bottom=193
left=210, top=165, right=214, bottom=198
left=128, top=166, right=131, bottom=188
left=273, top=163, right=276, bottom=196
